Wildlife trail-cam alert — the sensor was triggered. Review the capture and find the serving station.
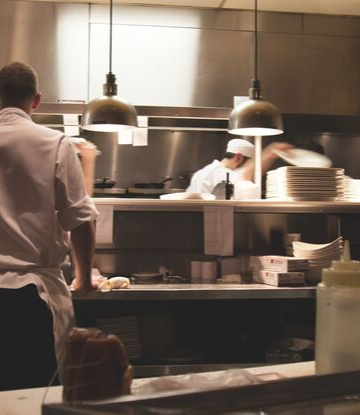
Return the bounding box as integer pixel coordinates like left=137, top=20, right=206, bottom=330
left=69, top=198, right=359, bottom=373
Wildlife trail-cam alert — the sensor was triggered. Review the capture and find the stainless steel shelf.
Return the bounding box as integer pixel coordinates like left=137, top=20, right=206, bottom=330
left=72, top=284, right=316, bottom=302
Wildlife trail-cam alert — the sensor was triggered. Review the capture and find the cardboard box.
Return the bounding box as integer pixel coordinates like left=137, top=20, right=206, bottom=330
left=253, top=269, right=305, bottom=286
left=251, top=255, right=309, bottom=272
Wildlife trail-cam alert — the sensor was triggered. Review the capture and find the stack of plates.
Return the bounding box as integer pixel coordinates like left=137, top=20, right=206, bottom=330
left=266, top=167, right=344, bottom=201
left=343, top=177, right=360, bottom=201
left=292, top=237, right=343, bottom=282
left=96, top=316, right=142, bottom=361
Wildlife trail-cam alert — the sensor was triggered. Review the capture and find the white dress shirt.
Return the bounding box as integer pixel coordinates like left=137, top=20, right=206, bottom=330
left=0, top=108, right=98, bottom=367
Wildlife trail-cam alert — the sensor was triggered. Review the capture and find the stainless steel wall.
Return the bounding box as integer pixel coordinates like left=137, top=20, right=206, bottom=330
left=3, top=1, right=360, bottom=184
left=2, top=1, right=360, bottom=113
left=0, top=1, right=89, bottom=102
left=86, top=5, right=360, bottom=114
left=86, top=130, right=226, bottom=188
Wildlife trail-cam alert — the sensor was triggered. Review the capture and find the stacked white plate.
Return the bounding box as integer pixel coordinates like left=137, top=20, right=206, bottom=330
left=266, top=167, right=344, bottom=201
left=292, top=237, right=343, bottom=283
left=160, top=192, right=216, bottom=201
left=343, top=177, right=360, bottom=201
left=96, top=315, right=142, bottom=361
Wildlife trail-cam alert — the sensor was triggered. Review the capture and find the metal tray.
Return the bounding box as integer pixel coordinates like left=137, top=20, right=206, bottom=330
left=43, top=370, right=360, bottom=415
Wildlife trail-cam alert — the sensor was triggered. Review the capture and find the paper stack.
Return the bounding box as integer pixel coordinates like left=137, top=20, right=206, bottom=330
left=251, top=255, right=309, bottom=286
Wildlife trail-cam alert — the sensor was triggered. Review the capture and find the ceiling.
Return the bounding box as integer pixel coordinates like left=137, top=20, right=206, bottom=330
left=16, top=0, right=360, bottom=16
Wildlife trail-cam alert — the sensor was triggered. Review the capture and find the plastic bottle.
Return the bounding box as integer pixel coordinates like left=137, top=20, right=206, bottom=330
left=315, top=240, right=360, bottom=374
left=225, top=173, right=234, bottom=200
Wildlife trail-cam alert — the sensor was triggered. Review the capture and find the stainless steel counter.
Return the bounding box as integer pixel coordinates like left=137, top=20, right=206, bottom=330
left=72, top=283, right=316, bottom=301
left=92, top=198, right=360, bottom=214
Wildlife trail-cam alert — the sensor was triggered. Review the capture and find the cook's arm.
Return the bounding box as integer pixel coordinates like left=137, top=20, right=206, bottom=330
left=70, top=221, right=95, bottom=291
left=241, top=142, right=293, bottom=181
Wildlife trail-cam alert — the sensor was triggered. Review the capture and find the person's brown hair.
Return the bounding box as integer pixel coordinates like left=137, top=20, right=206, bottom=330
left=0, top=62, right=38, bottom=108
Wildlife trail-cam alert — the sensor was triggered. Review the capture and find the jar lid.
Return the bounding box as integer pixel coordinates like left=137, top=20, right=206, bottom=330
left=322, top=241, right=360, bottom=286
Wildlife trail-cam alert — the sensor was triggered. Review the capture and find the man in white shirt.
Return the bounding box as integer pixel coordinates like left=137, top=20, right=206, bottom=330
left=187, top=138, right=291, bottom=196
left=0, top=62, right=99, bottom=390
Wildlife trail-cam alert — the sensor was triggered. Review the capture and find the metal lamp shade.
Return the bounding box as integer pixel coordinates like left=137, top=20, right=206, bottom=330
left=81, top=95, right=138, bottom=132
left=228, top=98, right=283, bottom=136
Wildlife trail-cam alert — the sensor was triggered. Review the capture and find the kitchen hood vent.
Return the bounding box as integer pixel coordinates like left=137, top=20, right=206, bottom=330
left=33, top=102, right=360, bottom=134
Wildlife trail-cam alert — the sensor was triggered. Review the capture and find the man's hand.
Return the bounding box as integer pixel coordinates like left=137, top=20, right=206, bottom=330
left=264, top=142, right=294, bottom=159
left=71, top=274, right=106, bottom=291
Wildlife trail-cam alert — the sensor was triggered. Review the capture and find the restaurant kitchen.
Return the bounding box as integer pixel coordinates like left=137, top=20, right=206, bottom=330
left=2, top=1, right=360, bottom=412
left=3, top=0, right=360, bottom=192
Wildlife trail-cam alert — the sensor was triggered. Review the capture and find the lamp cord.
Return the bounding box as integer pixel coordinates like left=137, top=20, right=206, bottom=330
left=109, top=0, right=113, bottom=74
left=254, top=0, right=258, bottom=81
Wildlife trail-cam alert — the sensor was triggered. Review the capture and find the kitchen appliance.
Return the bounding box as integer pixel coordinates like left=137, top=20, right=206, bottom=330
left=94, top=177, right=116, bottom=189
left=134, top=176, right=174, bottom=189
left=131, top=272, right=163, bottom=284
left=228, top=0, right=283, bottom=137
left=81, top=0, right=138, bottom=132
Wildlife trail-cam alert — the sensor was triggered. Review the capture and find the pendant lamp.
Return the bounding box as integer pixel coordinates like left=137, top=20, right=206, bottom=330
left=228, top=0, right=283, bottom=136
left=81, top=0, right=138, bottom=132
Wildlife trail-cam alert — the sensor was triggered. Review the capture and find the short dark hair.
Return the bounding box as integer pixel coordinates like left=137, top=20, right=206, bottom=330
left=223, top=152, right=250, bottom=163
left=223, top=152, right=236, bottom=159
left=0, top=62, right=38, bottom=108
left=297, top=139, right=325, bottom=155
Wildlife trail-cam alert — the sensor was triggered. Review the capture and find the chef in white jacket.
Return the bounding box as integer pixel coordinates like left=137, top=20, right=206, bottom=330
left=187, top=139, right=255, bottom=194
left=0, top=62, right=100, bottom=391
left=187, top=138, right=292, bottom=195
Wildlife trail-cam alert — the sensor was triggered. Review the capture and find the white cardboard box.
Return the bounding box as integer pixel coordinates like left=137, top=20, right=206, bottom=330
left=253, top=269, right=305, bottom=286
left=251, top=256, right=309, bottom=272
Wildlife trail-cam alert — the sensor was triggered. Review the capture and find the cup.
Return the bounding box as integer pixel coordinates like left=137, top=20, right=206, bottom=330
left=202, top=261, right=217, bottom=283
left=190, top=261, right=203, bottom=283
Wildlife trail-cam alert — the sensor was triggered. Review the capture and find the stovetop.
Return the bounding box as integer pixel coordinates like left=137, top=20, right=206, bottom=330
left=93, top=188, right=186, bottom=197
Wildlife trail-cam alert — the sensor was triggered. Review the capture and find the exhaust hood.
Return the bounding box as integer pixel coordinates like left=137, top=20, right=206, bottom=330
left=34, top=103, right=360, bottom=134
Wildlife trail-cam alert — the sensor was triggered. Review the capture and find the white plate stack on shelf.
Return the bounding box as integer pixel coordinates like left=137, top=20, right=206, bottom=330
left=96, top=315, right=142, bottom=361
left=265, top=167, right=345, bottom=201
left=343, top=177, right=360, bottom=201
left=292, top=237, right=343, bottom=283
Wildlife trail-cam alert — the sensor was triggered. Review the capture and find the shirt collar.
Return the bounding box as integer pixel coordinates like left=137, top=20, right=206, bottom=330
left=0, top=107, right=32, bottom=121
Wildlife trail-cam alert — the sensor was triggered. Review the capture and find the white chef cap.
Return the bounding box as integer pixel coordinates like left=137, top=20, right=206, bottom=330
left=226, top=139, right=254, bottom=158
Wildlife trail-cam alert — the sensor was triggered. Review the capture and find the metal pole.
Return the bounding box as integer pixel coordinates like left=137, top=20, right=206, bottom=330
left=254, top=135, right=262, bottom=198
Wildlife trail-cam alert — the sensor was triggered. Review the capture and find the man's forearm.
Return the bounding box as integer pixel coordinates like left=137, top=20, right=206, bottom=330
left=70, top=221, right=95, bottom=290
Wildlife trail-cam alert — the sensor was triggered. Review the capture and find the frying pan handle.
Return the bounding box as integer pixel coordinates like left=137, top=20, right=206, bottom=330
left=159, top=176, right=174, bottom=184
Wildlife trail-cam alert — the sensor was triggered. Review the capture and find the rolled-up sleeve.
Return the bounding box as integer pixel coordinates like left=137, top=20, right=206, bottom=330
left=55, top=137, right=99, bottom=231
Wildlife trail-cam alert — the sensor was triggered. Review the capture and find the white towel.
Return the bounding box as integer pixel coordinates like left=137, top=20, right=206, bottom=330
left=95, top=204, right=114, bottom=244
left=204, top=206, right=234, bottom=256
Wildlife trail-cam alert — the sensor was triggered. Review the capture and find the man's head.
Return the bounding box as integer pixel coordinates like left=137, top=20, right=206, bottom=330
left=223, top=138, right=254, bottom=169
left=0, top=62, right=41, bottom=113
